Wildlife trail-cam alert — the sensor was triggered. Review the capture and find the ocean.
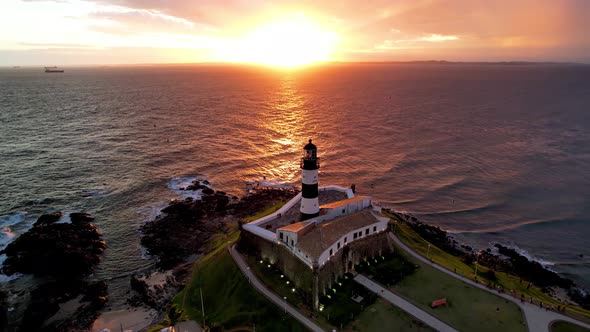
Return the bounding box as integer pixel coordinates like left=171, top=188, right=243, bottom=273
left=1, top=63, right=589, bottom=306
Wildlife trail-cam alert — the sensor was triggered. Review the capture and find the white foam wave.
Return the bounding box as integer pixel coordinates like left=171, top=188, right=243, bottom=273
left=168, top=176, right=210, bottom=200
left=136, top=175, right=210, bottom=228
left=82, top=188, right=113, bottom=198
left=0, top=212, right=31, bottom=250
left=136, top=202, right=168, bottom=225
left=494, top=242, right=556, bottom=268
left=0, top=213, right=32, bottom=282
left=247, top=177, right=293, bottom=189
left=0, top=212, right=27, bottom=228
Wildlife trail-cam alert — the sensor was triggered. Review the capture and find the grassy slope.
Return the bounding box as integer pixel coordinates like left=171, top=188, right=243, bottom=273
left=173, top=247, right=305, bottom=331
left=393, top=246, right=526, bottom=332
left=242, top=201, right=287, bottom=222
left=168, top=201, right=305, bottom=331
left=353, top=298, right=435, bottom=332
left=551, top=321, right=590, bottom=332
left=387, top=211, right=590, bottom=322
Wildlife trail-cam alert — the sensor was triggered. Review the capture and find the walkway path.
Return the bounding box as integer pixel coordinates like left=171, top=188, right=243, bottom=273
left=229, top=245, right=325, bottom=332
left=175, top=320, right=202, bottom=332
left=355, top=274, right=458, bottom=332
left=388, top=231, right=590, bottom=332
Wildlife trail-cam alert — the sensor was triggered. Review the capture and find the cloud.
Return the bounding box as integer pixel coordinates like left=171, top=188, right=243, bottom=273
left=419, top=34, right=458, bottom=42
left=373, top=32, right=459, bottom=51
left=2, top=0, right=590, bottom=64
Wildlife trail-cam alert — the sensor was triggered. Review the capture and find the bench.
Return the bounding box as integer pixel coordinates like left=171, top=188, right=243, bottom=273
left=431, top=298, right=447, bottom=308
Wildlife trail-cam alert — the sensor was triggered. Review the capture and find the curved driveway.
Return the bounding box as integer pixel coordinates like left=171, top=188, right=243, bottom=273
left=230, top=245, right=325, bottom=332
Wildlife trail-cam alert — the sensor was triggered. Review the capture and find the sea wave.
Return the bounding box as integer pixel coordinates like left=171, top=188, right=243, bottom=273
left=168, top=175, right=210, bottom=200
left=491, top=242, right=556, bottom=269
left=81, top=188, right=113, bottom=198
left=450, top=217, right=567, bottom=234
left=418, top=203, right=501, bottom=217
left=247, top=176, right=294, bottom=189
left=0, top=212, right=27, bottom=229
left=0, top=212, right=31, bottom=282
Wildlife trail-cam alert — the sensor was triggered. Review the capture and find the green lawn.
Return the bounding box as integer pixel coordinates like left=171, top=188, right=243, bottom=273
left=353, top=298, right=435, bottom=332
left=242, top=201, right=287, bottom=222
left=390, top=243, right=526, bottom=332
left=551, top=321, right=590, bottom=332
left=386, top=212, right=590, bottom=322
left=173, top=248, right=306, bottom=331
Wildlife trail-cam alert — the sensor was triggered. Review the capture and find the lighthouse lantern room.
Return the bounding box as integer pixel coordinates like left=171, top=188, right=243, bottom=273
left=300, top=139, right=320, bottom=221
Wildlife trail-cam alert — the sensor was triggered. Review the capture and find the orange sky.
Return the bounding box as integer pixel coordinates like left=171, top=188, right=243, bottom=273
left=1, top=0, right=589, bottom=66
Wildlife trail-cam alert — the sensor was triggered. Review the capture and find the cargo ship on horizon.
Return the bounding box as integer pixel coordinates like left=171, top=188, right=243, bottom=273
left=45, top=66, right=64, bottom=73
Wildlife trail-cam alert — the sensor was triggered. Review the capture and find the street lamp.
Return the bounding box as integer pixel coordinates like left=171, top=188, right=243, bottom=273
left=474, top=250, right=480, bottom=277
left=283, top=296, right=287, bottom=313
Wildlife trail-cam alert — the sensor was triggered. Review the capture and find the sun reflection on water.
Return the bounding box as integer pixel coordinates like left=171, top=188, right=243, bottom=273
left=258, top=73, right=309, bottom=184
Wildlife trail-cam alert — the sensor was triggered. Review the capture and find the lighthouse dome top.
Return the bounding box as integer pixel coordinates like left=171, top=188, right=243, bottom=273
left=304, top=139, right=317, bottom=150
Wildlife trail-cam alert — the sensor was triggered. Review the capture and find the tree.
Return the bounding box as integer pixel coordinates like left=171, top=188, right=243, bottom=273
left=167, top=304, right=183, bottom=326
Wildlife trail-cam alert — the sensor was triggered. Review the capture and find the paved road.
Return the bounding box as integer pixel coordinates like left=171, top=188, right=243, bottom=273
left=175, top=320, right=202, bottom=332
left=355, top=274, right=458, bottom=332
left=388, top=231, right=590, bottom=332
left=229, top=245, right=325, bottom=332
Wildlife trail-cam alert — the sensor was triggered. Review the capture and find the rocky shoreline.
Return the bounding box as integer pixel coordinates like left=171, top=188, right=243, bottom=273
left=386, top=208, right=590, bottom=309
left=0, top=212, right=107, bottom=331
left=0, top=179, right=299, bottom=331
left=129, top=180, right=299, bottom=319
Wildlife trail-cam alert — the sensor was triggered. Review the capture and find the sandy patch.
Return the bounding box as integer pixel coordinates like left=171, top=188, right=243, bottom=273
left=92, top=308, right=157, bottom=332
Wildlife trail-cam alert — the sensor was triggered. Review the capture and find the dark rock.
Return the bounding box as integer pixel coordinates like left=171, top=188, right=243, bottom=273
left=1, top=216, right=104, bottom=278
left=493, top=244, right=573, bottom=289
left=0, top=290, right=7, bottom=331
left=33, top=212, right=63, bottom=227
left=186, top=183, right=207, bottom=191
left=141, top=185, right=298, bottom=269
left=70, top=212, right=95, bottom=224
left=17, top=278, right=107, bottom=332
left=568, top=288, right=590, bottom=310
left=202, top=188, right=214, bottom=195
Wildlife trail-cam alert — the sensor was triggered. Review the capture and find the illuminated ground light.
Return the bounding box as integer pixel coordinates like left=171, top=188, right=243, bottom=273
left=292, top=288, right=295, bottom=292
left=268, top=264, right=271, bottom=268
left=281, top=274, right=284, bottom=278
left=286, top=281, right=290, bottom=285
left=260, top=260, right=263, bottom=264
left=319, top=304, right=324, bottom=311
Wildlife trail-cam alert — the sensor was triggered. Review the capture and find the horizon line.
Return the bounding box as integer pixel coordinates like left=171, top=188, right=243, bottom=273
left=2, top=59, right=589, bottom=68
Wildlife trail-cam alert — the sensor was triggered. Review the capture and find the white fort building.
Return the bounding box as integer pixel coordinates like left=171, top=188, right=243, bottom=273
left=240, top=139, right=393, bottom=309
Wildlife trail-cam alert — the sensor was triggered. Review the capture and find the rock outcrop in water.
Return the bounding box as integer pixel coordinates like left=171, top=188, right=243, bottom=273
left=0, top=212, right=107, bottom=331
left=1, top=215, right=105, bottom=278
left=492, top=244, right=574, bottom=289
left=141, top=179, right=298, bottom=269
left=32, top=212, right=63, bottom=227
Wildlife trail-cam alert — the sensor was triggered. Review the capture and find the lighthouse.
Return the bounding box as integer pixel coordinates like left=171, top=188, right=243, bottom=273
left=300, top=139, right=320, bottom=221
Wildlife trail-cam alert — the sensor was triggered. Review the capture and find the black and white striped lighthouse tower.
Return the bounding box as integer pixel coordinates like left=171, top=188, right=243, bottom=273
left=300, top=139, right=320, bottom=221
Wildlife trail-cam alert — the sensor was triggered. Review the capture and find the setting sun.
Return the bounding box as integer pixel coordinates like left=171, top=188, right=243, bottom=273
left=235, top=15, right=339, bottom=67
